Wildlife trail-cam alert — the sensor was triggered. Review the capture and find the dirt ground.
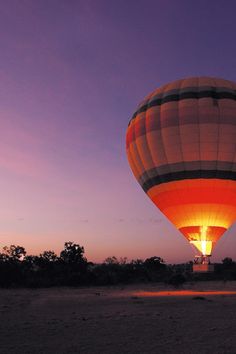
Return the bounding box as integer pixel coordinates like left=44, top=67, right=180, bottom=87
left=1, top=281, right=236, bottom=354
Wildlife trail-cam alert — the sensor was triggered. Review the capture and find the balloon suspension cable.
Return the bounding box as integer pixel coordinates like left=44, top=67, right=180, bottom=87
left=194, top=254, right=211, bottom=265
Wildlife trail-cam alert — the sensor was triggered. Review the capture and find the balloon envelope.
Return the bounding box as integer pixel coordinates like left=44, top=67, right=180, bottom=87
left=126, top=77, right=236, bottom=256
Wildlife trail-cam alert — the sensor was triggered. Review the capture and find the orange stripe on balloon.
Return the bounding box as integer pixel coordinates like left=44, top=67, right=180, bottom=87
left=157, top=203, right=236, bottom=230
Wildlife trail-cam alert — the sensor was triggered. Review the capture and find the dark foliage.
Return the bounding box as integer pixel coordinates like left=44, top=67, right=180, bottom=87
left=0, top=242, right=235, bottom=287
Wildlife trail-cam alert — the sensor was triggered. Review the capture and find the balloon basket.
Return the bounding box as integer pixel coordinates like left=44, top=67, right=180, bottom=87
left=192, top=255, right=214, bottom=273
left=193, top=263, right=215, bottom=273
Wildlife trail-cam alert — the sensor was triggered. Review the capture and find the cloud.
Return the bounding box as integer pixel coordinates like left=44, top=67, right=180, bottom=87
left=80, top=219, right=89, bottom=223
left=114, top=218, right=124, bottom=223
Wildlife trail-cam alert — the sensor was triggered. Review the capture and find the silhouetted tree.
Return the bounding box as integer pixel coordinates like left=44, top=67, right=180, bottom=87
left=60, top=242, right=86, bottom=264
left=222, top=257, right=234, bottom=267
left=40, top=251, right=57, bottom=262
left=144, top=256, right=165, bottom=270
left=0, top=245, right=26, bottom=286
left=58, top=242, right=88, bottom=286
left=0, top=252, right=9, bottom=262
left=0, top=240, right=235, bottom=287
left=143, top=256, right=167, bottom=281
left=3, top=245, right=26, bottom=261
left=104, top=256, right=119, bottom=265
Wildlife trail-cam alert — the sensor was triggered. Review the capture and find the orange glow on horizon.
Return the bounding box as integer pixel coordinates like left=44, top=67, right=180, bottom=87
left=134, top=290, right=236, bottom=297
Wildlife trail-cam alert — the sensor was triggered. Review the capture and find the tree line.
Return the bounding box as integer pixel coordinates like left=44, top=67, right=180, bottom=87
left=0, top=242, right=235, bottom=288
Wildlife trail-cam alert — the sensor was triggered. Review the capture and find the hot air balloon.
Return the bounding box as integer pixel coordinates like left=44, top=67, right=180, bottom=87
left=126, top=77, right=236, bottom=270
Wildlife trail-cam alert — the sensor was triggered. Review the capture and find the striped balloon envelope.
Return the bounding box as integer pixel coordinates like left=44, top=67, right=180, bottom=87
left=126, top=77, right=236, bottom=257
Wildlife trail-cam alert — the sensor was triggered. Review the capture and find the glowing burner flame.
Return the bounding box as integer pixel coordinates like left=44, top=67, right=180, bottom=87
left=190, top=226, right=212, bottom=256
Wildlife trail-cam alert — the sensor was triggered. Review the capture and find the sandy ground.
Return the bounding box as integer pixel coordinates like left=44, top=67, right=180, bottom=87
left=1, top=282, right=236, bottom=354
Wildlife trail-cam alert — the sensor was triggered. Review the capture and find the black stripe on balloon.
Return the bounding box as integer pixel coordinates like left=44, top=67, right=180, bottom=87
left=142, top=170, right=236, bottom=192
left=129, top=90, right=236, bottom=125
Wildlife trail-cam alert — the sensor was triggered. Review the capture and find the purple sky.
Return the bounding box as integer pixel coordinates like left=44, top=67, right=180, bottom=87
left=1, top=0, right=236, bottom=263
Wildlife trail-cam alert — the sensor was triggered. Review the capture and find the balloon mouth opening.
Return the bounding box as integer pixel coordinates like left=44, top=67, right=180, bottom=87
left=179, top=225, right=227, bottom=256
